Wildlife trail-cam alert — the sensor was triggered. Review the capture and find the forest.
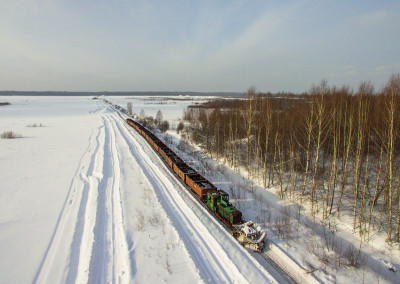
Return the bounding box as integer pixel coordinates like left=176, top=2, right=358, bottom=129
left=182, top=74, right=400, bottom=243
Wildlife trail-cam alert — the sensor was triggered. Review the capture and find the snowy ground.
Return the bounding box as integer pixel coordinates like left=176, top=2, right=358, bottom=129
left=1, top=95, right=399, bottom=284
left=0, top=96, right=277, bottom=283
left=107, top=95, right=213, bottom=129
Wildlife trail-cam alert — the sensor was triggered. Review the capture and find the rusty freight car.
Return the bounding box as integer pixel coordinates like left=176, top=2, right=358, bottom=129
left=185, top=173, right=217, bottom=199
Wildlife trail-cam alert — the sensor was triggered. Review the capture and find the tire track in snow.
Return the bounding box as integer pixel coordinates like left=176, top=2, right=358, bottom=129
left=86, top=113, right=130, bottom=284
left=110, top=113, right=277, bottom=283
left=34, top=107, right=132, bottom=284
left=34, top=124, right=104, bottom=283
left=65, top=123, right=104, bottom=284
left=86, top=112, right=131, bottom=284
left=87, top=115, right=112, bottom=283
left=106, top=115, right=133, bottom=283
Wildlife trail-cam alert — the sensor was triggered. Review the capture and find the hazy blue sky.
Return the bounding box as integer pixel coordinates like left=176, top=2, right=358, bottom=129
left=1, top=0, right=399, bottom=92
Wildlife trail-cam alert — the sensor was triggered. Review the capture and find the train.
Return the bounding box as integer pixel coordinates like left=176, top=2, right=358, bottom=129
left=125, top=117, right=265, bottom=251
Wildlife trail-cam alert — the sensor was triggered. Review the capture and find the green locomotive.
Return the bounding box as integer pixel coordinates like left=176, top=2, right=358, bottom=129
left=206, top=190, right=242, bottom=226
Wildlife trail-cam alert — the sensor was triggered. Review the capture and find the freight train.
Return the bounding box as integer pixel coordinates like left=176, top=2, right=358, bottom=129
left=125, top=118, right=265, bottom=251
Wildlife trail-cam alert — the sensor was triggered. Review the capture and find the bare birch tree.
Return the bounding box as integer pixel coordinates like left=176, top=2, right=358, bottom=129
left=243, top=87, right=257, bottom=178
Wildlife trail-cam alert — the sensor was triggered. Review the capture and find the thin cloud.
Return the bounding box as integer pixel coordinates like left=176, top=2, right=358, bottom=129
left=353, top=10, right=390, bottom=27
left=0, top=0, right=399, bottom=92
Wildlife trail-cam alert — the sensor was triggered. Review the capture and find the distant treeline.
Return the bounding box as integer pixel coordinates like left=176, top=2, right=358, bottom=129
left=189, top=94, right=302, bottom=109
left=0, top=91, right=246, bottom=97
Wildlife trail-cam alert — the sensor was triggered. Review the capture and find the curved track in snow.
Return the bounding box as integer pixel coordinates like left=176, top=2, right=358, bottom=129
left=34, top=101, right=280, bottom=283
left=34, top=105, right=131, bottom=284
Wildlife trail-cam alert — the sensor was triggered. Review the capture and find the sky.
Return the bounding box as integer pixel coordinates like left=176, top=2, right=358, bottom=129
left=1, top=0, right=399, bottom=93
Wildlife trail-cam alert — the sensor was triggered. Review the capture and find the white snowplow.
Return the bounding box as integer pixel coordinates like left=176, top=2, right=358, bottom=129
left=232, top=221, right=266, bottom=252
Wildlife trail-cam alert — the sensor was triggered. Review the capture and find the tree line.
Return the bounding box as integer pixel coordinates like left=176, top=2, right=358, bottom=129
left=183, top=74, right=400, bottom=243
left=125, top=102, right=170, bottom=132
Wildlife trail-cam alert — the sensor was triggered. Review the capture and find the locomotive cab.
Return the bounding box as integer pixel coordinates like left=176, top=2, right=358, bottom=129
left=218, top=190, right=231, bottom=207
left=207, top=190, right=219, bottom=212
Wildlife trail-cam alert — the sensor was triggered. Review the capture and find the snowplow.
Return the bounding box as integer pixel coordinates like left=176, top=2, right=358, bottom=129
left=232, top=221, right=266, bottom=252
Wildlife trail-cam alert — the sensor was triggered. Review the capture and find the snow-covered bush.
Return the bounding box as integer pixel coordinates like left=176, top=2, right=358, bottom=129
left=159, top=120, right=169, bottom=132
left=344, top=244, right=368, bottom=268
left=176, top=121, right=184, bottom=133
left=1, top=131, right=22, bottom=139
left=135, top=209, right=145, bottom=231
left=27, top=123, right=44, bottom=127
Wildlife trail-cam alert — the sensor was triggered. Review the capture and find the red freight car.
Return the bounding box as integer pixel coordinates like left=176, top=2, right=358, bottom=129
left=185, top=173, right=217, bottom=199
left=163, top=152, right=181, bottom=169
left=173, top=162, right=196, bottom=181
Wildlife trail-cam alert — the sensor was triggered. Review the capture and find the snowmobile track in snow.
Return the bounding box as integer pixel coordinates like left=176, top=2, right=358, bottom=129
left=34, top=106, right=131, bottom=284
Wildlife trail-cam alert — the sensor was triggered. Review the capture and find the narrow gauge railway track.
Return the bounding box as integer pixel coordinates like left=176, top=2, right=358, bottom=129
left=109, top=101, right=319, bottom=284
left=111, top=109, right=274, bottom=283
left=258, top=251, right=297, bottom=284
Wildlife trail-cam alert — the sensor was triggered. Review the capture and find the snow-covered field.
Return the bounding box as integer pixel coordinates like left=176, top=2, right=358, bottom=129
left=107, top=95, right=213, bottom=128
left=0, top=96, right=277, bottom=283
left=1, top=95, right=399, bottom=284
